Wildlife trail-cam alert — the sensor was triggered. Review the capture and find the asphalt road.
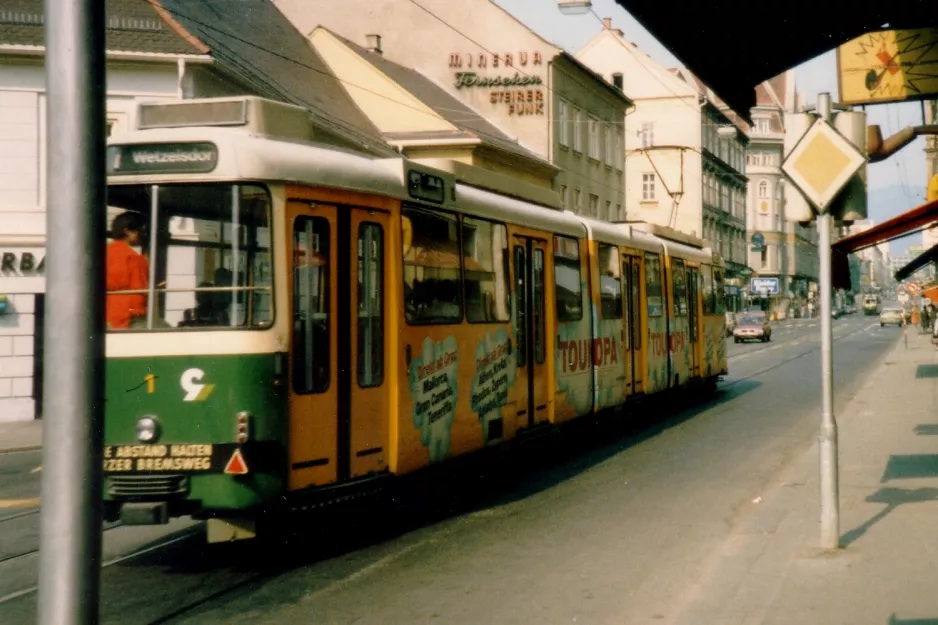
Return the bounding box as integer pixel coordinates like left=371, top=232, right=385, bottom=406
left=0, top=314, right=898, bottom=624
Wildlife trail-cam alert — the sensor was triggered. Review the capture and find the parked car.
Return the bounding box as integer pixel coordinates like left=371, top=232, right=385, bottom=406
left=725, top=311, right=737, bottom=336
left=733, top=313, right=772, bottom=343
left=880, top=307, right=904, bottom=327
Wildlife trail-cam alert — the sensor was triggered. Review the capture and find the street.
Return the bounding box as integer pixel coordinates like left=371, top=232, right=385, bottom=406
left=0, top=315, right=899, bottom=624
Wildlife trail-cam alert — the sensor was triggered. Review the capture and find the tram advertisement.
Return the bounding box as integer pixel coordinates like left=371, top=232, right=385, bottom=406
left=409, top=335, right=459, bottom=464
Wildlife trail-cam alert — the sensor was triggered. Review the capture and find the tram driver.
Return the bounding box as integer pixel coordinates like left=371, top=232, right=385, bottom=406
left=106, top=211, right=149, bottom=330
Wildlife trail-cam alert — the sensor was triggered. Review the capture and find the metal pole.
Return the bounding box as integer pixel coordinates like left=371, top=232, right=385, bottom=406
left=816, top=92, right=840, bottom=550
left=38, top=0, right=106, bottom=622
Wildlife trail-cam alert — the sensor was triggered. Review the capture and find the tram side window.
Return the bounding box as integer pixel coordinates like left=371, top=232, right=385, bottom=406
left=293, top=217, right=330, bottom=394
left=645, top=253, right=663, bottom=317
left=104, top=183, right=273, bottom=332
left=599, top=244, right=623, bottom=319
left=402, top=206, right=462, bottom=325
left=462, top=217, right=510, bottom=323
left=701, top=265, right=715, bottom=315
left=554, top=236, right=583, bottom=322
left=713, top=268, right=726, bottom=314
left=671, top=259, right=688, bottom=316
left=357, top=223, right=383, bottom=388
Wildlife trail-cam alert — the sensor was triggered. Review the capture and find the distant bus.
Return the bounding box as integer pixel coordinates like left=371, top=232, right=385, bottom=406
left=862, top=294, right=881, bottom=315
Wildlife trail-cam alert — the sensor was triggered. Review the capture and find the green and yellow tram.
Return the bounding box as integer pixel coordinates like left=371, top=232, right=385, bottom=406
left=102, top=97, right=727, bottom=541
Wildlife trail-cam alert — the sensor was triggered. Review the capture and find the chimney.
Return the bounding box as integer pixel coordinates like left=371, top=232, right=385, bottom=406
left=365, top=34, right=382, bottom=55
left=603, top=17, right=612, bottom=29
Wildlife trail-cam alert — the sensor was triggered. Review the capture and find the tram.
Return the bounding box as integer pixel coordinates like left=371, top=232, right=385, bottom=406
left=102, top=96, right=727, bottom=541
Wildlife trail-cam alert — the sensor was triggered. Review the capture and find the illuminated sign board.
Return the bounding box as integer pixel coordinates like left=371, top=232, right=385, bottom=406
left=407, top=170, right=445, bottom=204
left=107, top=142, right=218, bottom=175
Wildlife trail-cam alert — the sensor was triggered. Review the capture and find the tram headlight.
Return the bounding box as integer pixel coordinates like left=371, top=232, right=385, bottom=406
left=136, top=416, right=161, bottom=444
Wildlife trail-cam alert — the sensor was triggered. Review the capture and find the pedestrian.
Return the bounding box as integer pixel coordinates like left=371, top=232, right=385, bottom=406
left=106, top=211, right=149, bottom=330
left=923, top=305, right=931, bottom=333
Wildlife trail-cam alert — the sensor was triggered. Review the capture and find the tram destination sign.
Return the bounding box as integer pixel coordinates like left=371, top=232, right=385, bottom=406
left=407, top=169, right=446, bottom=204
left=107, top=142, right=219, bottom=176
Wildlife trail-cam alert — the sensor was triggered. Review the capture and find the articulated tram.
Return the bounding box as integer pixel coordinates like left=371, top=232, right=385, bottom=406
left=102, top=97, right=727, bottom=542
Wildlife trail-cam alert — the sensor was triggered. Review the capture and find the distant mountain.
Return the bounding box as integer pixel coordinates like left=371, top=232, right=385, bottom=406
left=867, top=184, right=927, bottom=255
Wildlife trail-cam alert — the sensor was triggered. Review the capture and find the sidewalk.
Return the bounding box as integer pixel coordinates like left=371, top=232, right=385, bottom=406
left=0, top=419, right=42, bottom=453
left=673, top=331, right=938, bottom=624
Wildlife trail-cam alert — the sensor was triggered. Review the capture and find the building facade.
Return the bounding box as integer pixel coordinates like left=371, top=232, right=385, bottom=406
left=740, top=71, right=819, bottom=312
left=274, top=0, right=632, bottom=221
left=845, top=220, right=891, bottom=291
left=575, top=20, right=749, bottom=284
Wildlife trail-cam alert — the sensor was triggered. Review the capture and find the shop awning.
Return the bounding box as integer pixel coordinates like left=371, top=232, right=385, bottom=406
left=833, top=199, right=938, bottom=254
left=895, top=243, right=938, bottom=282
left=830, top=198, right=938, bottom=291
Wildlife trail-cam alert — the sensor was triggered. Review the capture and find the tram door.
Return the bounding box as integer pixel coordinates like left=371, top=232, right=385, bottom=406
left=287, top=201, right=390, bottom=490
left=512, top=236, right=549, bottom=428
left=687, top=265, right=701, bottom=378
left=623, top=255, right=644, bottom=396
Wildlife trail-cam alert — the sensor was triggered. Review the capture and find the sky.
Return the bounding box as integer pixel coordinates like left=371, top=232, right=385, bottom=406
left=494, top=0, right=930, bottom=254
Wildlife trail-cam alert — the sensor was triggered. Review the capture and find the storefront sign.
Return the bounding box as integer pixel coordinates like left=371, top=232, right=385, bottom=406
left=106, top=142, right=218, bottom=175
left=489, top=89, right=544, bottom=115
left=449, top=51, right=543, bottom=69
left=455, top=72, right=543, bottom=89
left=0, top=251, right=45, bottom=276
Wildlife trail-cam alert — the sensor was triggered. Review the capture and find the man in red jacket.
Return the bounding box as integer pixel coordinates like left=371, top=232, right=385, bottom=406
left=106, top=212, right=149, bottom=330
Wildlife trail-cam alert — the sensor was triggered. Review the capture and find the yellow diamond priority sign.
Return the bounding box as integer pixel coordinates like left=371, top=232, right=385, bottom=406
left=782, top=117, right=866, bottom=213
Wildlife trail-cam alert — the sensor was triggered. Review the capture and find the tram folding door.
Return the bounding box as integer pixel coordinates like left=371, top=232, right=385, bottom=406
left=512, top=235, right=549, bottom=428
left=687, top=265, right=701, bottom=379
left=623, top=255, right=644, bottom=397
left=286, top=201, right=390, bottom=490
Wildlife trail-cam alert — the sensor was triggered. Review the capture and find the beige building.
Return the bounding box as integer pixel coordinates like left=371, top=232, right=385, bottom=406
left=309, top=27, right=559, bottom=192
left=274, top=0, right=632, bottom=220
left=576, top=20, right=749, bottom=283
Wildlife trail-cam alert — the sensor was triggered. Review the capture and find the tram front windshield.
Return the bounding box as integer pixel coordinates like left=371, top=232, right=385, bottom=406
left=105, top=183, right=273, bottom=331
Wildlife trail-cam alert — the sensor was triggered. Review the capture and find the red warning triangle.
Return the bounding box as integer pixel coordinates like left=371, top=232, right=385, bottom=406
left=224, top=449, right=249, bottom=475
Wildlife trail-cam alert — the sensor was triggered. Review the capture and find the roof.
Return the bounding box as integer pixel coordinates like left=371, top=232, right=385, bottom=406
left=158, top=0, right=396, bottom=156
left=324, top=29, right=557, bottom=170
left=614, top=1, right=936, bottom=122
left=0, top=0, right=204, bottom=54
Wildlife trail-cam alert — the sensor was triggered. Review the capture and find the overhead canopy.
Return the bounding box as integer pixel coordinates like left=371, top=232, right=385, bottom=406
left=833, top=199, right=938, bottom=254
left=895, top=243, right=938, bottom=282
left=614, top=2, right=936, bottom=120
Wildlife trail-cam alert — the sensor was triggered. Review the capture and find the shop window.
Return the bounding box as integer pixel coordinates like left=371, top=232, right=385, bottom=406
left=402, top=206, right=462, bottom=324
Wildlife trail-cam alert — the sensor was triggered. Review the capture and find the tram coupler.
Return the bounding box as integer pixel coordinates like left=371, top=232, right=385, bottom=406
left=120, top=502, right=169, bottom=525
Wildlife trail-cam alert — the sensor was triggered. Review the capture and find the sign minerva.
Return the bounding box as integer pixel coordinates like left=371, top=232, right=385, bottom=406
left=449, top=51, right=547, bottom=116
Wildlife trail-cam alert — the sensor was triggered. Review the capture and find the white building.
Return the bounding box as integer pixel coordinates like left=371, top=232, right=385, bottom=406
left=575, top=19, right=749, bottom=284
left=731, top=71, right=819, bottom=309
left=273, top=0, right=633, bottom=221
left=845, top=220, right=891, bottom=290
left=0, top=0, right=395, bottom=421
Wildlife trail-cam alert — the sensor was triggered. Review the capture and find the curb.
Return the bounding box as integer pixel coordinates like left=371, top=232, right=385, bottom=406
left=0, top=445, right=42, bottom=454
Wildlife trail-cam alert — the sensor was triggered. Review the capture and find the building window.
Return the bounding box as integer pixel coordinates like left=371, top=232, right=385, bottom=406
left=558, top=99, right=570, bottom=147
left=640, top=122, right=654, bottom=148
left=758, top=180, right=769, bottom=198
left=612, top=72, right=623, bottom=91
left=573, top=108, right=583, bottom=152
left=604, top=126, right=614, bottom=165
left=560, top=184, right=568, bottom=209
left=574, top=188, right=582, bottom=211
left=615, top=203, right=622, bottom=220
left=615, top=131, right=624, bottom=169
left=642, top=173, right=656, bottom=201
left=760, top=245, right=769, bottom=269
left=755, top=119, right=771, bottom=134
left=588, top=193, right=599, bottom=217
left=588, top=117, right=601, bottom=160
left=605, top=200, right=612, bottom=221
